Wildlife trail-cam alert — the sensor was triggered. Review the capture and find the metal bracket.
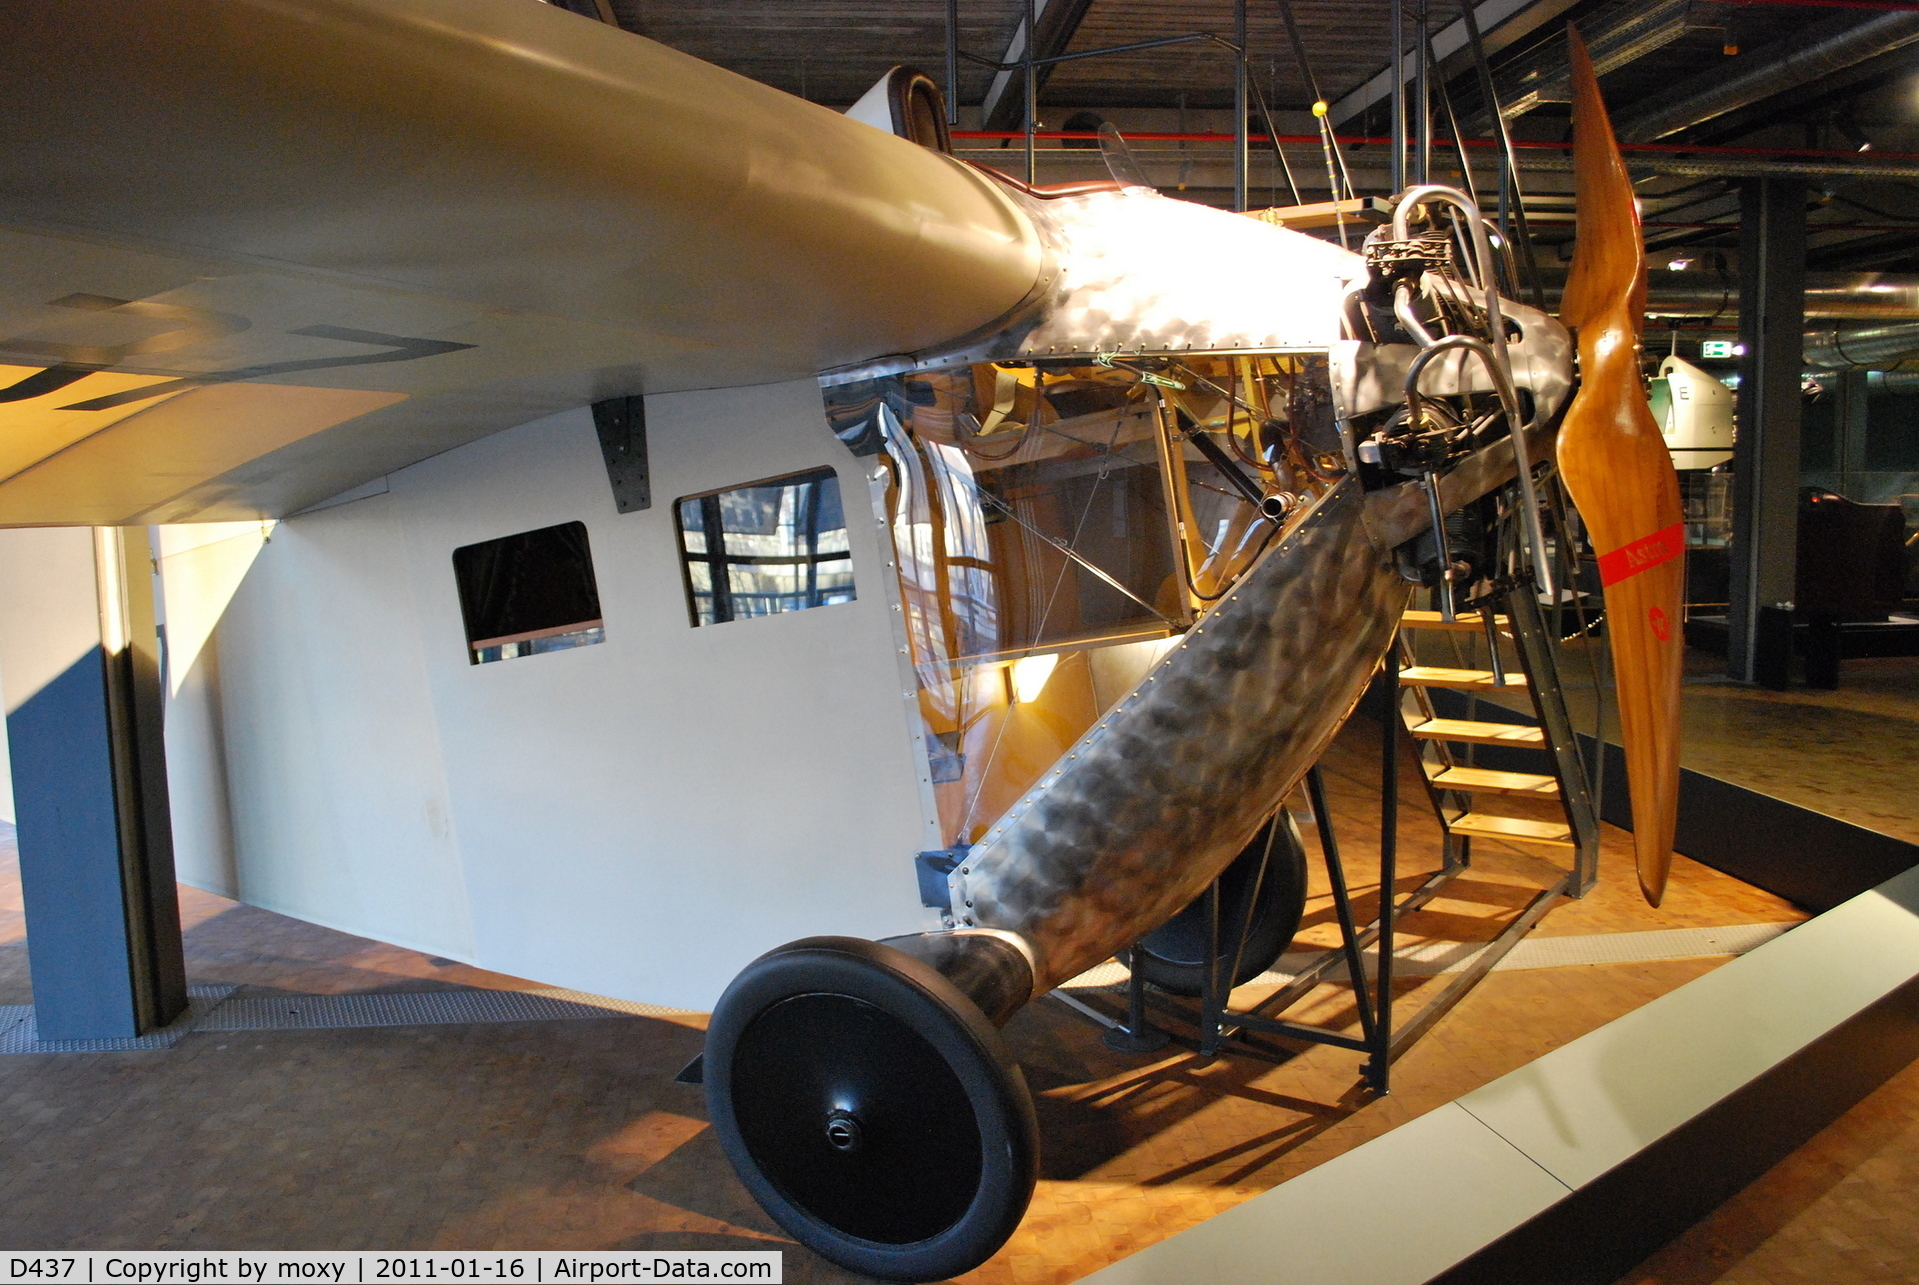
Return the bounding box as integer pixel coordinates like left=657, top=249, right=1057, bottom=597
left=591, top=395, right=651, bottom=513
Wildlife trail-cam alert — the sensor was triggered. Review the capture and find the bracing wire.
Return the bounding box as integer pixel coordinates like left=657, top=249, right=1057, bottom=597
left=1248, top=70, right=1304, bottom=207
left=1275, top=0, right=1354, bottom=244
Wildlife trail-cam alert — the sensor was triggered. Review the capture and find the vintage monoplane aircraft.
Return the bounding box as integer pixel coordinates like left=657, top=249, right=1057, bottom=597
left=0, top=2, right=1680, bottom=1278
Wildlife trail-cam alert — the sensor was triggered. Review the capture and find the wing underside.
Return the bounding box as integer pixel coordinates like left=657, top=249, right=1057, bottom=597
left=0, top=0, right=1045, bottom=524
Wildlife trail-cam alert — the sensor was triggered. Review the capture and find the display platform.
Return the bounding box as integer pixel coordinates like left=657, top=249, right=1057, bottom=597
left=1084, top=855, right=1919, bottom=1285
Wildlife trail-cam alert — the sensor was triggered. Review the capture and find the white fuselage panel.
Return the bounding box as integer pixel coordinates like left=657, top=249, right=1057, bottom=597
left=161, top=379, right=934, bottom=1009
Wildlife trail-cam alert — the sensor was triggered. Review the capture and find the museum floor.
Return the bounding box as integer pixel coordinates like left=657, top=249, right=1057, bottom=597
left=10, top=701, right=1908, bottom=1283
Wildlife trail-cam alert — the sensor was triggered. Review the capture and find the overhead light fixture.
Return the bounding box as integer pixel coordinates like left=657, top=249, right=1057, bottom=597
left=1667, top=257, right=1694, bottom=271
left=1009, top=653, right=1059, bottom=704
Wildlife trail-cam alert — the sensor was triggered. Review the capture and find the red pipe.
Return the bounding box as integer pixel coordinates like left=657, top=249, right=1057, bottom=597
left=1641, top=223, right=1916, bottom=231
left=1708, top=0, right=1919, bottom=10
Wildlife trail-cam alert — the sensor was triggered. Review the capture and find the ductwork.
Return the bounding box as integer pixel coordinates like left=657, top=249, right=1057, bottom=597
left=1866, top=369, right=1919, bottom=391
left=1482, top=0, right=1695, bottom=125
left=1616, top=13, right=1919, bottom=142
left=1806, top=320, right=1919, bottom=369
left=1523, top=154, right=1919, bottom=181
left=1535, top=272, right=1919, bottom=321
left=1792, top=276, right=1919, bottom=322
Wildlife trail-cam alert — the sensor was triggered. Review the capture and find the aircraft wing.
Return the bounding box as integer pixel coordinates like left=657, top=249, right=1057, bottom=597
left=0, top=0, right=1044, bottom=524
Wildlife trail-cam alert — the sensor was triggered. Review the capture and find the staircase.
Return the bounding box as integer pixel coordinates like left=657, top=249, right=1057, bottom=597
left=1394, top=593, right=1599, bottom=890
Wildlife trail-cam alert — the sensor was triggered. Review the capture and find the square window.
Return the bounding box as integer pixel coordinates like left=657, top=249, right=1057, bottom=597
left=675, top=468, right=857, bottom=626
left=452, top=521, right=604, bottom=664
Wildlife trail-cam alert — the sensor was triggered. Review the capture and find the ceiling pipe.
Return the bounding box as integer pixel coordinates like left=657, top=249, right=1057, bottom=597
left=1533, top=272, right=1919, bottom=320
left=1521, top=154, right=1919, bottom=180
left=1616, top=13, right=1919, bottom=142
left=1865, top=369, right=1919, bottom=391
left=1805, top=319, right=1919, bottom=367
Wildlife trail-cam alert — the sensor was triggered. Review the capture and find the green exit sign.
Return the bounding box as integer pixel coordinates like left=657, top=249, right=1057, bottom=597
left=1700, top=340, right=1737, bottom=359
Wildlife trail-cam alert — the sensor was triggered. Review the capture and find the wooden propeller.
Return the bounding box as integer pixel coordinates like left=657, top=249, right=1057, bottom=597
left=1557, top=27, right=1685, bottom=907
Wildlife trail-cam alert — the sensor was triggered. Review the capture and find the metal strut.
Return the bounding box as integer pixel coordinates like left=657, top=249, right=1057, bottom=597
left=1082, top=567, right=1599, bottom=1093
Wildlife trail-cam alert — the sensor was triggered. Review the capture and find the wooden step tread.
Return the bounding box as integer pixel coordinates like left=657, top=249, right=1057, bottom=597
left=1410, top=718, right=1546, bottom=747
left=1447, top=812, right=1576, bottom=846
left=1398, top=666, right=1529, bottom=691
left=1400, top=609, right=1510, bottom=632
left=1428, top=765, right=1560, bottom=797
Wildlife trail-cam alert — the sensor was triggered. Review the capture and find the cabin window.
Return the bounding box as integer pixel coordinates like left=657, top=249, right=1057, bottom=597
left=452, top=521, right=605, bottom=664
left=675, top=467, right=857, bottom=626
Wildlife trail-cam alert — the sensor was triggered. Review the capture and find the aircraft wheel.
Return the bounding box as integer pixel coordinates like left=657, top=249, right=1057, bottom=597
left=705, top=936, right=1039, bottom=1283
left=1124, top=811, right=1309, bottom=997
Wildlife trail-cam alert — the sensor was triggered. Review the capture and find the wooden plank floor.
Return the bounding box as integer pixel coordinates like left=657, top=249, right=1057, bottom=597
left=1616, top=1054, right=1919, bottom=1284
left=0, top=716, right=1821, bottom=1281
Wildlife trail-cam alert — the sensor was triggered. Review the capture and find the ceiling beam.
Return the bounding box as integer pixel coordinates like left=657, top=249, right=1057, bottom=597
left=1326, top=0, right=1585, bottom=126
left=1808, top=230, right=1919, bottom=270
left=1477, top=0, right=1694, bottom=127
left=978, top=0, right=1099, bottom=132
left=1616, top=11, right=1919, bottom=141
left=1694, top=39, right=1919, bottom=146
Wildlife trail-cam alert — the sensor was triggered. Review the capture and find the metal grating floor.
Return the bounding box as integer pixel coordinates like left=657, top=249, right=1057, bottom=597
left=0, top=986, right=237, bottom=1053
left=0, top=983, right=697, bottom=1053
left=1, top=924, right=1789, bottom=1051
left=200, top=988, right=651, bottom=1031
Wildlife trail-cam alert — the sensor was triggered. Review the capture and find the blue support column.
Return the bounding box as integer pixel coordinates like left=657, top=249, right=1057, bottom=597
left=0, top=527, right=187, bottom=1039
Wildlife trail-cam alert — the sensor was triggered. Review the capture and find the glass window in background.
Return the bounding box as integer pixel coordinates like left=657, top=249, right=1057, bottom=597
left=452, top=520, right=604, bottom=664
left=675, top=467, right=857, bottom=626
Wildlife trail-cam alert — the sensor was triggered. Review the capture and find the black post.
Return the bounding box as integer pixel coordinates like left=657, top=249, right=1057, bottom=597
left=1413, top=0, right=1430, bottom=186
left=1234, top=0, right=1249, bottom=212
left=1024, top=0, right=1038, bottom=184
left=1373, top=664, right=1399, bottom=1092
left=1390, top=0, right=1405, bottom=193
left=1104, top=956, right=1170, bottom=1053
left=1200, top=879, right=1224, bottom=1056
left=1839, top=368, right=1870, bottom=498
left=945, top=0, right=960, bottom=126
left=1306, top=767, right=1378, bottom=1048
left=1730, top=179, right=1807, bottom=687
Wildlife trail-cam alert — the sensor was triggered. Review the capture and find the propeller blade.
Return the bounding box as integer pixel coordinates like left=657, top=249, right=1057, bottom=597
left=1555, top=26, right=1685, bottom=907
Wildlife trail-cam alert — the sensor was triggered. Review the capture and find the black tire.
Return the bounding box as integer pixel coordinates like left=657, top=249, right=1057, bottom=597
left=704, top=936, right=1040, bottom=1282
left=1124, top=812, right=1309, bottom=998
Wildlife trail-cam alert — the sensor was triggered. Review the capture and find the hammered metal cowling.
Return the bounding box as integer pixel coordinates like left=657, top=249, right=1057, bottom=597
left=949, top=478, right=1411, bottom=992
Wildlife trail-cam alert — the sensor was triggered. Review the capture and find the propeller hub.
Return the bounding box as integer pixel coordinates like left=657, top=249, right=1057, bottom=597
left=824, top=1109, right=862, bottom=1154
